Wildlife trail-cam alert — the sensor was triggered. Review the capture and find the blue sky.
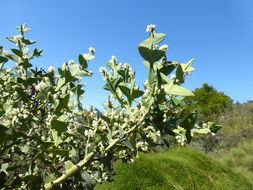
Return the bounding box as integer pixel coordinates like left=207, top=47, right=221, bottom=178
left=1, top=0, right=253, bottom=109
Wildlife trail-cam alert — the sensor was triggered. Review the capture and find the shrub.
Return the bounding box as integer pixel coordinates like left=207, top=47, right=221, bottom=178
left=96, top=147, right=253, bottom=190
left=0, top=24, right=218, bottom=189
left=184, top=83, right=233, bottom=122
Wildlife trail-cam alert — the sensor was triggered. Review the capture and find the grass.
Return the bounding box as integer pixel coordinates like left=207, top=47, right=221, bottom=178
left=217, top=138, right=253, bottom=182
left=95, top=147, right=253, bottom=190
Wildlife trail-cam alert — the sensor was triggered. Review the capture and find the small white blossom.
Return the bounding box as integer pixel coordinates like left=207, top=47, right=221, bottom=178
left=88, top=47, right=96, bottom=54
left=146, top=24, right=156, bottom=32
left=22, top=55, right=29, bottom=59
left=85, top=129, right=94, bottom=137
left=13, top=35, right=23, bottom=40
left=123, top=63, right=130, bottom=68
left=159, top=44, right=168, bottom=51
left=170, top=74, right=176, bottom=79
left=6, top=69, right=12, bottom=73
left=3, top=50, right=8, bottom=55
left=68, top=60, right=75, bottom=65
left=99, top=67, right=106, bottom=73
left=152, top=44, right=158, bottom=49
left=48, top=66, right=55, bottom=72
left=35, top=81, right=46, bottom=91
left=111, top=56, right=117, bottom=62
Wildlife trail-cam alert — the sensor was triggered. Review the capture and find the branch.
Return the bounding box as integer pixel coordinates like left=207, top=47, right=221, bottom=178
left=44, top=151, right=95, bottom=190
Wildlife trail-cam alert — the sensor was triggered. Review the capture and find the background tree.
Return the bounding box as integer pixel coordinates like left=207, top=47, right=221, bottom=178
left=185, top=83, right=233, bottom=121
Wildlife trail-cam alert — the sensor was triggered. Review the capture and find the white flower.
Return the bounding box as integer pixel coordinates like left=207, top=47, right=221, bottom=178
left=35, top=81, right=46, bottom=91
left=123, top=63, right=130, bottom=68
left=129, top=71, right=134, bottom=78
left=2, top=50, right=8, bottom=55
left=159, top=44, right=168, bottom=51
left=48, top=66, right=55, bottom=72
left=68, top=60, right=75, bottom=65
left=146, top=24, right=156, bottom=32
left=22, top=55, right=29, bottom=59
left=99, top=67, right=106, bottom=73
left=85, top=129, right=94, bottom=137
left=170, top=74, right=176, bottom=79
left=13, top=35, right=23, bottom=40
left=6, top=69, right=12, bottom=73
left=111, top=55, right=117, bottom=62
left=62, top=62, right=68, bottom=69
left=152, top=44, right=158, bottom=49
left=88, top=47, right=96, bottom=54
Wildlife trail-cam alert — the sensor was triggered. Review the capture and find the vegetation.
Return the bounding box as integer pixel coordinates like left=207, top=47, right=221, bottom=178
left=0, top=24, right=219, bottom=189
left=217, top=138, right=253, bottom=181
left=184, top=83, right=233, bottom=121
left=96, top=147, right=253, bottom=190
left=191, top=101, right=253, bottom=153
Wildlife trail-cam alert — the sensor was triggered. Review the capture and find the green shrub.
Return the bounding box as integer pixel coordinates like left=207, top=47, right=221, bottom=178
left=96, top=147, right=253, bottom=190
left=184, top=83, right=233, bottom=122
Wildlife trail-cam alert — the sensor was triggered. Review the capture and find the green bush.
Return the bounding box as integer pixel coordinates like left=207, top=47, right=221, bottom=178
left=184, top=83, right=233, bottom=122
left=96, top=147, right=253, bottom=190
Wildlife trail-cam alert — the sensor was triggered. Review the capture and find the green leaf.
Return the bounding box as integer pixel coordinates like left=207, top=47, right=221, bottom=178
left=6, top=37, right=17, bottom=44
left=123, top=140, right=134, bottom=150
left=181, top=58, right=195, bottom=73
left=182, top=112, right=197, bottom=143
left=153, top=33, right=166, bottom=44
left=0, top=56, right=8, bottom=64
left=64, top=161, right=74, bottom=171
left=209, top=123, right=222, bottom=133
left=19, top=60, right=33, bottom=68
left=54, top=94, right=72, bottom=115
left=78, top=54, right=88, bottom=69
left=21, top=38, right=36, bottom=45
left=43, top=172, right=53, bottom=184
left=182, top=112, right=197, bottom=130
left=164, top=83, right=194, bottom=96
left=37, top=86, right=52, bottom=99
left=148, top=67, right=156, bottom=84
left=159, top=62, right=177, bottom=75
left=83, top=53, right=95, bottom=61
left=33, top=48, right=43, bottom=57
left=5, top=53, right=21, bottom=63
left=11, top=48, right=23, bottom=57
left=118, top=125, right=126, bottom=139
left=139, top=37, right=153, bottom=49
left=51, top=120, right=67, bottom=134
left=52, top=130, right=63, bottom=146
left=3, top=103, right=12, bottom=113
left=160, top=73, right=172, bottom=84
left=132, top=89, right=144, bottom=99
left=138, top=47, right=165, bottom=63
left=119, top=85, right=131, bottom=99
left=71, top=64, right=92, bottom=77
left=176, top=64, right=184, bottom=84
left=106, top=139, right=118, bottom=150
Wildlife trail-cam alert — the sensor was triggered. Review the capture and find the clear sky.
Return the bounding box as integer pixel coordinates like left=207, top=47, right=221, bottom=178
left=1, top=0, right=253, bottom=109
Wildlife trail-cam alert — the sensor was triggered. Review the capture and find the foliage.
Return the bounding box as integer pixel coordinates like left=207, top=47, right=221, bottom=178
left=0, top=24, right=218, bottom=189
left=96, top=147, right=253, bottom=190
left=191, top=101, right=253, bottom=153
left=184, top=83, right=233, bottom=121
left=217, top=138, right=253, bottom=182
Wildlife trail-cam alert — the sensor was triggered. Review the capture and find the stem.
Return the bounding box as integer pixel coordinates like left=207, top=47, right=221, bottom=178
left=44, top=151, right=95, bottom=190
